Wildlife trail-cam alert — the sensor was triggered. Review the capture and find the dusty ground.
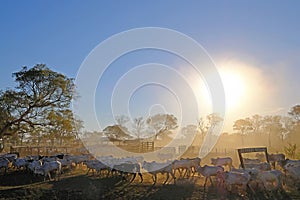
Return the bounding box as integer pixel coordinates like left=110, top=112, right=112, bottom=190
left=0, top=169, right=299, bottom=200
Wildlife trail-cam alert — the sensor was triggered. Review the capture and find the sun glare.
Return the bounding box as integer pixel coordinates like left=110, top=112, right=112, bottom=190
left=219, top=68, right=246, bottom=110
left=178, top=58, right=272, bottom=132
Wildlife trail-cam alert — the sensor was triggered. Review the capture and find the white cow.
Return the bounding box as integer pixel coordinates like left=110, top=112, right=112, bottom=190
left=244, top=162, right=271, bottom=171
left=256, top=170, right=283, bottom=191
left=172, top=157, right=201, bottom=178
left=217, top=171, right=251, bottom=192
left=211, top=157, right=233, bottom=171
left=27, top=160, right=42, bottom=173
left=34, top=161, right=62, bottom=181
left=113, top=162, right=143, bottom=183
left=268, top=153, right=285, bottom=169
left=85, top=160, right=107, bottom=175
left=172, top=159, right=192, bottom=178
left=196, top=165, right=224, bottom=188
left=12, top=158, right=28, bottom=170
left=0, top=157, right=9, bottom=173
left=142, top=161, right=175, bottom=185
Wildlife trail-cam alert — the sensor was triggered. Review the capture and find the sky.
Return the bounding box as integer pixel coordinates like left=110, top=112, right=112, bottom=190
left=1, top=1, right=300, bottom=133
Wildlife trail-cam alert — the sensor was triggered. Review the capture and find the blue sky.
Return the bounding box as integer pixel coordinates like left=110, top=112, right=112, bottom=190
left=1, top=1, right=300, bottom=132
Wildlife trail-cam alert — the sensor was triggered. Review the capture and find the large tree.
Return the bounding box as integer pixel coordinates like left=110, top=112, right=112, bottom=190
left=288, top=105, right=300, bottom=121
left=115, top=115, right=130, bottom=127
left=279, top=116, right=293, bottom=142
left=0, top=64, right=75, bottom=140
left=250, top=114, right=264, bottom=134
left=103, top=125, right=133, bottom=141
left=287, top=105, right=300, bottom=143
left=233, top=118, right=253, bottom=145
left=132, top=117, right=145, bottom=139
left=197, top=113, right=223, bottom=140
left=146, top=113, right=178, bottom=140
left=262, top=115, right=283, bottom=148
left=197, top=117, right=208, bottom=141
left=46, top=109, right=82, bottom=146
left=206, top=113, right=223, bottom=131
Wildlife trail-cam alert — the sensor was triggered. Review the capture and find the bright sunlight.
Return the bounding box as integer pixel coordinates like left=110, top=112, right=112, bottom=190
left=219, top=67, right=246, bottom=110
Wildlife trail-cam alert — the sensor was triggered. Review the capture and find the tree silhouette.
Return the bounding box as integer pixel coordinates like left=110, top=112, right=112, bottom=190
left=284, top=143, right=297, bottom=159
left=262, top=115, right=283, bottom=148
left=103, top=125, right=132, bottom=141
left=250, top=114, right=264, bottom=134
left=197, top=117, right=208, bottom=141
left=286, top=105, right=300, bottom=143
left=46, top=109, right=82, bottom=146
left=278, top=116, right=293, bottom=143
left=115, top=115, right=130, bottom=127
left=233, top=118, right=253, bottom=146
left=133, top=117, right=145, bottom=139
left=146, top=114, right=178, bottom=140
left=206, top=113, right=223, bottom=130
left=288, top=105, right=300, bottom=121
left=0, top=64, right=75, bottom=140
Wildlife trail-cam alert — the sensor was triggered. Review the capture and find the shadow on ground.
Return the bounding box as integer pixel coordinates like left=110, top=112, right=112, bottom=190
left=0, top=171, right=299, bottom=200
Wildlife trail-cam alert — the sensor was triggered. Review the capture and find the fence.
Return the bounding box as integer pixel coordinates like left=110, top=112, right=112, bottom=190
left=10, top=145, right=76, bottom=157
left=116, top=141, right=155, bottom=153
left=140, top=142, right=154, bottom=152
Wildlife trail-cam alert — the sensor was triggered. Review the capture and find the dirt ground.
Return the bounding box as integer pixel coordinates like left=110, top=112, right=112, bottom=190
left=0, top=168, right=300, bottom=200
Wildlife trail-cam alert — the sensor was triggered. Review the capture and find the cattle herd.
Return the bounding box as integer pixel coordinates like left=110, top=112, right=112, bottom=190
left=0, top=151, right=300, bottom=196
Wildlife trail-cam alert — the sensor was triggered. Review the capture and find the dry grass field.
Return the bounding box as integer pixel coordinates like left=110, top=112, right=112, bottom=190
left=0, top=167, right=299, bottom=200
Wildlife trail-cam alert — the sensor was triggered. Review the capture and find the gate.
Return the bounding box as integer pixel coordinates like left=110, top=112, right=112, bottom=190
left=140, top=142, right=154, bottom=152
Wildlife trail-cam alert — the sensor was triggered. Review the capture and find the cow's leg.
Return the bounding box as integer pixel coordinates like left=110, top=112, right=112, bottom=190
left=171, top=172, right=176, bottom=184
left=209, top=176, right=214, bottom=186
left=86, top=168, right=91, bottom=175
left=130, top=173, right=136, bottom=183
left=138, top=173, right=143, bottom=183
left=163, top=172, right=169, bottom=185
left=153, top=174, right=157, bottom=185
left=204, top=177, right=208, bottom=188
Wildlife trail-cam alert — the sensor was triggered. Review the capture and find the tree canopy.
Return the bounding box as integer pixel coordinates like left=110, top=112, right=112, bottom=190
left=0, top=64, right=78, bottom=146
left=289, top=105, right=300, bottom=121
left=146, top=113, right=178, bottom=140
left=101, top=113, right=178, bottom=141
left=103, top=125, right=133, bottom=141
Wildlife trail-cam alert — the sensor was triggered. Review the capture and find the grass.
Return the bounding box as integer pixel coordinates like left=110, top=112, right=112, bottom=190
left=0, top=168, right=299, bottom=200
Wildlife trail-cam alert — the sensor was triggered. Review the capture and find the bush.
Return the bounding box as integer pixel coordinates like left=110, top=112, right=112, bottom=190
left=284, top=143, right=297, bottom=159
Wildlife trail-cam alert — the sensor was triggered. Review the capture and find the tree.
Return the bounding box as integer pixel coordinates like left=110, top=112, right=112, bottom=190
left=262, top=115, right=283, bottom=148
left=0, top=65, right=75, bottom=142
left=0, top=90, right=25, bottom=137
left=250, top=114, right=264, bottom=134
left=115, top=115, right=130, bottom=127
left=103, top=125, right=133, bottom=141
left=284, top=143, right=297, bottom=159
left=206, top=113, right=223, bottom=130
left=46, top=109, right=82, bottom=146
left=29, top=126, right=47, bottom=146
left=233, top=118, right=253, bottom=146
left=133, top=117, right=145, bottom=139
left=195, top=113, right=223, bottom=141
left=288, top=105, right=300, bottom=121
left=15, top=123, right=31, bottom=146
left=182, top=124, right=198, bottom=139
left=197, top=117, right=208, bottom=141
left=278, top=116, right=293, bottom=143
left=146, top=114, right=178, bottom=140
left=288, top=105, right=300, bottom=141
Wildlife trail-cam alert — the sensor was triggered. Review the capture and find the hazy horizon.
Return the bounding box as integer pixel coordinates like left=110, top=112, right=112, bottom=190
left=1, top=1, right=299, bottom=133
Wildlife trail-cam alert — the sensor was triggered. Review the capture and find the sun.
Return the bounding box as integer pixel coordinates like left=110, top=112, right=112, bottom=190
left=219, top=67, right=246, bottom=110
left=177, top=59, right=252, bottom=117
left=185, top=58, right=270, bottom=132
